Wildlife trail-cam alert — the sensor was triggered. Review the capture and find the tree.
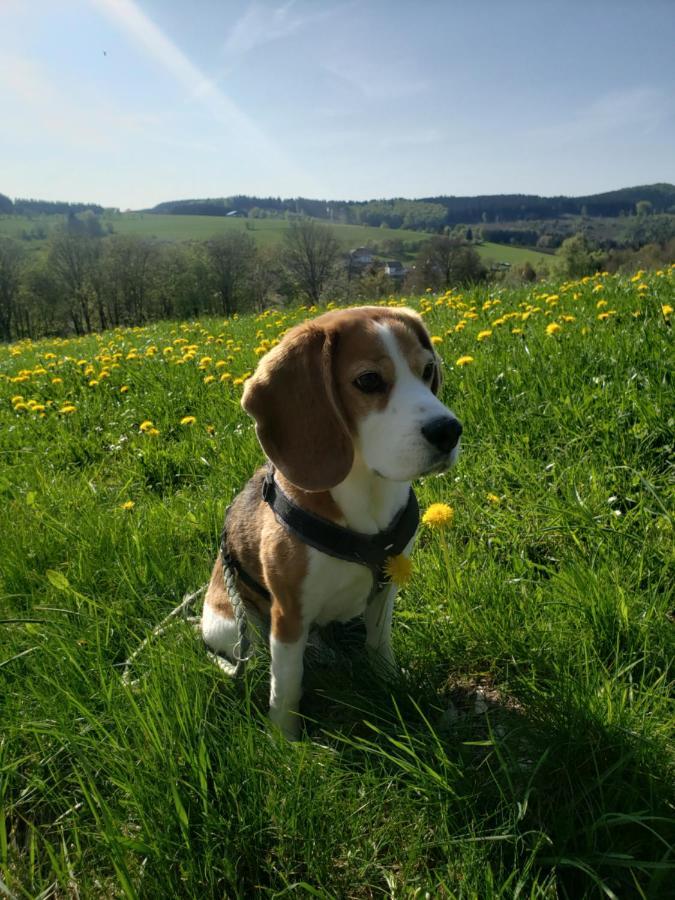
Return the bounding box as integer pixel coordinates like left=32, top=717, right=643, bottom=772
left=556, top=233, right=601, bottom=279
left=412, top=236, right=486, bottom=291
left=0, top=193, right=13, bottom=215
left=48, top=230, right=102, bottom=333
left=250, top=245, right=280, bottom=311
left=104, top=236, right=158, bottom=325
left=636, top=200, right=653, bottom=217
left=18, top=259, right=64, bottom=337
left=154, top=244, right=212, bottom=320
left=0, top=238, right=24, bottom=341
left=281, top=219, right=340, bottom=304
left=205, top=232, right=256, bottom=315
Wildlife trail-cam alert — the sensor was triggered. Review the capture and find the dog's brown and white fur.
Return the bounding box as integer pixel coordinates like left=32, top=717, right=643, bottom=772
left=202, top=306, right=461, bottom=738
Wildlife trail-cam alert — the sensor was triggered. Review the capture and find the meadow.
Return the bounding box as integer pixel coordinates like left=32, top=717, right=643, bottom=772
left=0, top=269, right=673, bottom=897
left=0, top=210, right=553, bottom=268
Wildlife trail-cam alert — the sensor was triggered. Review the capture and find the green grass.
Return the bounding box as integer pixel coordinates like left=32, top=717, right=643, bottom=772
left=0, top=211, right=553, bottom=267
left=1, top=271, right=673, bottom=897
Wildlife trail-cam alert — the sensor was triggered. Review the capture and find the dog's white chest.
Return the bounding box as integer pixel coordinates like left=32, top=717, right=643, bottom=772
left=301, top=548, right=374, bottom=627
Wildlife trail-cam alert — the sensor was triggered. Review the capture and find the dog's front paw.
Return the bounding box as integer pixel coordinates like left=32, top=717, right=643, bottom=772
left=366, top=643, right=398, bottom=681
left=268, top=705, right=302, bottom=741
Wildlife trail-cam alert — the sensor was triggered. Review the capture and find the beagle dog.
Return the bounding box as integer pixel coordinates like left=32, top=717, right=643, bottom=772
left=202, top=306, right=461, bottom=738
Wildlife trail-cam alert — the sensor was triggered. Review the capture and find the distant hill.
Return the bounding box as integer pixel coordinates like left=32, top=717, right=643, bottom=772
left=2, top=185, right=674, bottom=230
left=147, top=184, right=675, bottom=228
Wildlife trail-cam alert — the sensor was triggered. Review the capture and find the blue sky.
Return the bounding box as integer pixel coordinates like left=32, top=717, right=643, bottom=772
left=1, top=0, right=673, bottom=209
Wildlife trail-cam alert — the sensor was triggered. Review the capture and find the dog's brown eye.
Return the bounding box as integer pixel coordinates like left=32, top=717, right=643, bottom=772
left=423, top=362, right=435, bottom=382
left=354, top=372, right=386, bottom=393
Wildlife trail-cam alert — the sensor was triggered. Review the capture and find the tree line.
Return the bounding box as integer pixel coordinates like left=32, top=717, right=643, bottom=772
left=0, top=220, right=493, bottom=342
left=148, top=183, right=675, bottom=228
left=0, top=216, right=672, bottom=343
left=0, top=193, right=105, bottom=216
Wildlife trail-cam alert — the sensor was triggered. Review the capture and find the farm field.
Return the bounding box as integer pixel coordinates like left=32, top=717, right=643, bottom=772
left=0, top=210, right=554, bottom=268
left=1, top=270, right=673, bottom=897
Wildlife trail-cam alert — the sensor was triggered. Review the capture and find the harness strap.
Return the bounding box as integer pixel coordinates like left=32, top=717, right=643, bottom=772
left=220, top=534, right=271, bottom=603
left=262, top=467, right=419, bottom=578
left=220, top=469, right=420, bottom=607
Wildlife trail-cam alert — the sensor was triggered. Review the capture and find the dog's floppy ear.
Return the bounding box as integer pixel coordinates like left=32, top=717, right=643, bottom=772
left=242, top=323, right=353, bottom=492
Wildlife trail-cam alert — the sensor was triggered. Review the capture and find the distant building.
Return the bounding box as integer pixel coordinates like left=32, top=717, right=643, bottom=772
left=384, top=260, right=405, bottom=279
left=349, top=247, right=374, bottom=267
left=226, top=210, right=245, bottom=217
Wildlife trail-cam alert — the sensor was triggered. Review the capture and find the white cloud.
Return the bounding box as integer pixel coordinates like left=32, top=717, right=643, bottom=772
left=223, top=1, right=342, bottom=59
left=529, top=87, right=673, bottom=144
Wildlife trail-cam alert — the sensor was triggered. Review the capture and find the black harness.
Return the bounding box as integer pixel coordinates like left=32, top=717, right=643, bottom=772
left=221, top=467, right=419, bottom=604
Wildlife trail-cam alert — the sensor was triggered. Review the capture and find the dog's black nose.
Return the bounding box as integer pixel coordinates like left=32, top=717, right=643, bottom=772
left=421, top=416, right=462, bottom=453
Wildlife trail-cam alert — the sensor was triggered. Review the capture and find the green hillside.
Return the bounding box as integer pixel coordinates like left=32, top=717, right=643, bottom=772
left=0, top=211, right=553, bottom=267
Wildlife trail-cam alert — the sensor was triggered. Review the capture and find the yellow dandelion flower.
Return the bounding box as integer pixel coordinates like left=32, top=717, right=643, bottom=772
left=422, top=503, right=454, bottom=528
left=219, top=372, right=232, bottom=382
left=511, top=327, right=523, bottom=335
left=203, top=375, right=216, bottom=384
left=11, top=395, right=24, bottom=404
left=120, top=500, right=135, bottom=511
left=139, top=420, right=155, bottom=432
left=13, top=401, right=29, bottom=412
left=147, top=427, right=160, bottom=437
left=477, top=330, right=492, bottom=342
left=661, top=304, right=673, bottom=316
left=180, top=415, right=197, bottom=426
left=486, top=493, right=501, bottom=504
left=206, top=424, right=215, bottom=435
left=59, top=405, right=77, bottom=414
left=596, top=299, right=607, bottom=309
left=88, top=379, right=99, bottom=387
left=456, top=355, right=474, bottom=367
left=546, top=322, right=562, bottom=336
left=51, top=377, right=63, bottom=385
left=383, top=554, right=413, bottom=587
left=120, top=385, right=129, bottom=393
left=430, top=335, right=443, bottom=345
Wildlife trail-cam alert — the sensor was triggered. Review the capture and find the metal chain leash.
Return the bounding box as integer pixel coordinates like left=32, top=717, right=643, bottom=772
left=219, top=540, right=252, bottom=678
left=120, top=540, right=252, bottom=686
